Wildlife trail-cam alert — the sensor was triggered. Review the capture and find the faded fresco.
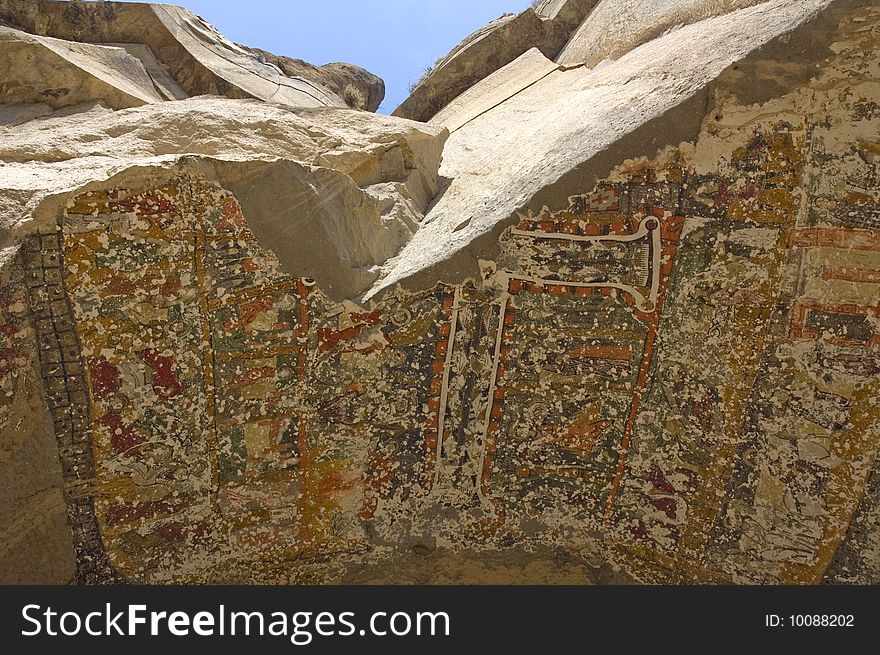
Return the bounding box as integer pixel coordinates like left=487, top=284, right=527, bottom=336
left=8, top=4, right=880, bottom=585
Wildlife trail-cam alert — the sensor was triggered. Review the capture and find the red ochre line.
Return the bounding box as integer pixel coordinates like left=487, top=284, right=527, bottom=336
left=568, top=346, right=633, bottom=361
left=789, top=227, right=880, bottom=251
left=479, top=299, right=515, bottom=501
left=480, top=214, right=684, bottom=519
left=821, top=267, right=880, bottom=284
left=423, top=290, right=456, bottom=487
left=604, top=217, right=683, bottom=523
left=295, top=279, right=311, bottom=541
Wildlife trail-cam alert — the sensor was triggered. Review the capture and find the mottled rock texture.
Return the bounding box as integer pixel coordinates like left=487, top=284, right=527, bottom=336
left=1, top=0, right=879, bottom=585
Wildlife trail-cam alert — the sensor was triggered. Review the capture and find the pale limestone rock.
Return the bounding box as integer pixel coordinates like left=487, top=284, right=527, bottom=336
left=0, top=96, right=447, bottom=297
left=0, top=0, right=385, bottom=111
left=195, top=158, right=430, bottom=300
left=0, top=102, right=52, bottom=126
left=430, top=48, right=560, bottom=134
left=105, top=42, right=188, bottom=100
left=243, top=48, right=386, bottom=112
left=394, top=1, right=600, bottom=122
left=152, top=4, right=344, bottom=108
left=368, top=0, right=834, bottom=299
left=0, top=26, right=165, bottom=109
left=557, top=0, right=767, bottom=67
left=535, top=0, right=598, bottom=24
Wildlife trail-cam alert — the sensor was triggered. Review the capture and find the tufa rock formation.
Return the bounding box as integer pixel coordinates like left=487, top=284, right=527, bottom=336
left=0, top=0, right=879, bottom=585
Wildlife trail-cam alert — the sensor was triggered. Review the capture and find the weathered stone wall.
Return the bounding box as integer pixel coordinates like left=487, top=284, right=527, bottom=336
left=0, top=259, right=75, bottom=583
left=1, top=0, right=878, bottom=584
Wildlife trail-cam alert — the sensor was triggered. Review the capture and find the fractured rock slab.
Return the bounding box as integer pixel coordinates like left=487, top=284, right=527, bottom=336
left=430, top=48, right=560, bottom=135
left=557, top=0, right=768, bottom=67
left=0, top=26, right=166, bottom=109
left=0, top=0, right=384, bottom=110
left=369, top=0, right=836, bottom=299
left=394, top=1, right=600, bottom=122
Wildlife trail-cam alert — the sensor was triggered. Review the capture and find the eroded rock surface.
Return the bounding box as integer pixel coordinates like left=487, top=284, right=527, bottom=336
left=1, top=0, right=879, bottom=585
left=0, top=0, right=385, bottom=110
left=375, top=0, right=839, bottom=297
left=0, top=26, right=166, bottom=109
left=394, top=0, right=600, bottom=122
left=556, top=0, right=769, bottom=67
